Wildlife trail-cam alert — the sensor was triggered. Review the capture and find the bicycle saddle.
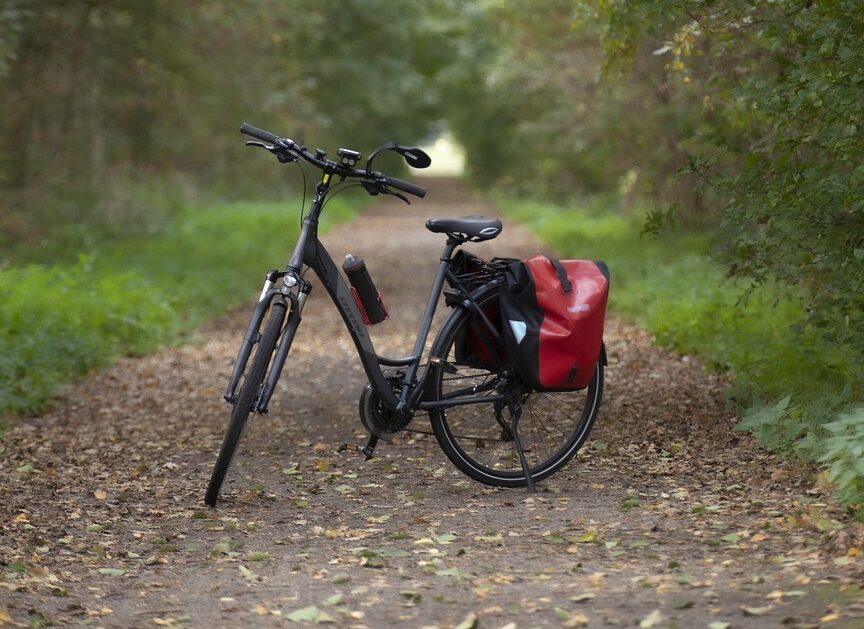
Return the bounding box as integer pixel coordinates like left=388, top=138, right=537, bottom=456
left=425, top=215, right=503, bottom=241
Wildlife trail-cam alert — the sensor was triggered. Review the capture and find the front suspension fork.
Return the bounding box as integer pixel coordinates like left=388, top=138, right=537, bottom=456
left=255, top=282, right=311, bottom=413
left=224, top=270, right=310, bottom=407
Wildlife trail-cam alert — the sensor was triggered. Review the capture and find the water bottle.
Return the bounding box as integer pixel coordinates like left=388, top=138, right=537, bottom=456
left=342, top=254, right=388, bottom=324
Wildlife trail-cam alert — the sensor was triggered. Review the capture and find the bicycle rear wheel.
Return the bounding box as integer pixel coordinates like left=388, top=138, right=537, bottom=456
left=205, top=300, right=287, bottom=505
left=428, top=284, right=603, bottom=487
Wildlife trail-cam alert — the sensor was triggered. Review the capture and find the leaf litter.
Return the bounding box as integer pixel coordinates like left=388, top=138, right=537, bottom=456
left=0, top=181, right=861, bottom=627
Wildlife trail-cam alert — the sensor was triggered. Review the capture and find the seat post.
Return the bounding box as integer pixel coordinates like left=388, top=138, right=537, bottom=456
left=395, top=239, right=458, bottom=413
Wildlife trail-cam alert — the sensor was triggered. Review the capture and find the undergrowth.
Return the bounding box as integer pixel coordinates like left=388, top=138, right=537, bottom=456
left=502, top=198, right=864, bottom=512
left=0, top=199, right=357, bottom=425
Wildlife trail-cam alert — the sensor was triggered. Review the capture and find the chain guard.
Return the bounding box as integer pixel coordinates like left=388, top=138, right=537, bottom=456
left=358, top=371, right=411, bottom=441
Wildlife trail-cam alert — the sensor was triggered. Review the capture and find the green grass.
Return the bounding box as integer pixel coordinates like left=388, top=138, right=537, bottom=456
left=502, top=198, right=864, bottom=510
left=0, top=198, right=358, bottom=425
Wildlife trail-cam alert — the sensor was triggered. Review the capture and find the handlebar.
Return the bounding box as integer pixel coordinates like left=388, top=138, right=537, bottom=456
left=240, top=122, right=282, bottom=146
left=384, top=175, right=427, bottom=198
left=240, top=122, right=427, bottom=199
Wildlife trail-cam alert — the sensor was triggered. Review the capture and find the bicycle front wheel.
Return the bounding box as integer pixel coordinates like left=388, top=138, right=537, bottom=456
left=428, top=284, right=603, bottom=487
left=205, top=300, right=287, bottom=506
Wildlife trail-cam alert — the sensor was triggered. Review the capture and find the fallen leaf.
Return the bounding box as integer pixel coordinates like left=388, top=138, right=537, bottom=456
left=474, top=532, right=502, bottom=542
left=577, top=529, right=599, bottom=543
left=286, top=605, right=319, bottom=622
left=97, top=568, right=125, bottom=577
left=0, top=608, right=12, bottom=625
left=238, top=565, right=260, bottom=583
left=361, top=556, right=385, bottom=568
left=639, top=609, right=664, bottom=628
left=316, top=611, right=337, bottom=624
left=570, top=592, right=596, bottom=603
left=708, top=623, right=731, bottom=629
left=94, top=490, right=107, bottom=500
left=432, top=532, right=457, bottom=544
left=542, top=533, right=567, bottom=544
left=313, top=459, right=330, bottom=472
left=742, top=605, right=773, bottom=616
left=563, top=611, right=590, bottom=627
left=454, top=611, right=478, bottom=629
left=246, top=551, right=269, bottom=561
left=368, top=514, right=391, bottom=523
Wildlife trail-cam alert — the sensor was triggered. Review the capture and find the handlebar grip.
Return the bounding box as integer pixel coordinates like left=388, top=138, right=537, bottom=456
left=385, top=176, right=426, bottom=198
left=240, top=122, right=282, bottom=145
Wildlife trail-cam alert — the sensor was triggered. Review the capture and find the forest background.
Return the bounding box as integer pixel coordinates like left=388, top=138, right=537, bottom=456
left=1, top=0, right=862, bottom=509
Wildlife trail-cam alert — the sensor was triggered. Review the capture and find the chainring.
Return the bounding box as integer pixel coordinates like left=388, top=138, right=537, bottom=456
left=358, top=371, right=411, bottom=441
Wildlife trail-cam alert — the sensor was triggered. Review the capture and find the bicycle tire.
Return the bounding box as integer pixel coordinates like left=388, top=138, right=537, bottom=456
left=428, top=283, right=603, bottom=487
left=205, top=300, right=287, bottom=505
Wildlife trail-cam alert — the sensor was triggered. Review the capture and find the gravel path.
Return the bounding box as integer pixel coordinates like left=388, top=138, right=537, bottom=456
left=1, top=180, right=862, bottom=628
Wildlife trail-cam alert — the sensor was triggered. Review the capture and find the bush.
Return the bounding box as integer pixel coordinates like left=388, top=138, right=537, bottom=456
left=0, top=197, right=358, bottom=425
left=0, top=261, right=178, bottom=415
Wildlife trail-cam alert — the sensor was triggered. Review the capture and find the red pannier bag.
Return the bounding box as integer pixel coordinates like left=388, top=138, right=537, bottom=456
left=499, top=255, right=609, bottom=390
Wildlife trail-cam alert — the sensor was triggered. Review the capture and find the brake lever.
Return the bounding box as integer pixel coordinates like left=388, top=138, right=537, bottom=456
left=360, top=179, right=410, bottom=204
left=388, top=189, right=411, bottom=205
left=245, top=140, right=274, bottom=150
left=245, top=140, right=296, bottom=163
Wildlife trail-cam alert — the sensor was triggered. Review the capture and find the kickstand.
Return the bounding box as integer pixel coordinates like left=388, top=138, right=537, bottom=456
left=359, top=434, right=378, bottom=460
left=509, top=402, right=536, bottom=493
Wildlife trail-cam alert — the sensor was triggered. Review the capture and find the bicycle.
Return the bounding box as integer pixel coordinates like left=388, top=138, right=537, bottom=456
left=204, top=123, right=605, bottom=505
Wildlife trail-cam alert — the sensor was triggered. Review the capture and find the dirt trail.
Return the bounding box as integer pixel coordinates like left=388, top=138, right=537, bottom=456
left=1, top=180, right=861, bottom=628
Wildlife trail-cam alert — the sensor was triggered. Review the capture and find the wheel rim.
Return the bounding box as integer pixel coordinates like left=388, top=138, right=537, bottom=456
left=432, top=289, right=601, bottom=482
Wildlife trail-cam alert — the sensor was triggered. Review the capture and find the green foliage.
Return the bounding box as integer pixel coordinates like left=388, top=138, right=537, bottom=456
left=0, top=0, right=465, bottom=239
left=820, top=408, right=864, bottom=507
left=736, top=396, right=795, bottom=453
left=0, top=196, right=357, bottom=422
left=597, top=0, right=864, bottom=367
left=503, top=197, right=864, bottom=507
left=437, top=0, right=707, bottom=209
left=0, top=261, right=177, bottom=416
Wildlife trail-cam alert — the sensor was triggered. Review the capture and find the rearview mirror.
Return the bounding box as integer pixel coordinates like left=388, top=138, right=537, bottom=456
left=366, top=141, right=432, bottom=173
left=395, top=145, right=431, bottom=169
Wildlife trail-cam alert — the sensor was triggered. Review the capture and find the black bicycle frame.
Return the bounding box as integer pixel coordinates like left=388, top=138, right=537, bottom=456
left=225, top=174, right=509, bottom=419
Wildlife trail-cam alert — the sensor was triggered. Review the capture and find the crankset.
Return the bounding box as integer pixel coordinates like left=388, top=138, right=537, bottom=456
left=358, top=370, right=412, bottom=441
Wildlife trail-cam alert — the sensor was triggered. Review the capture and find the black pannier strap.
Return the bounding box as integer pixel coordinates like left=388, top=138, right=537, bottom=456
left=541, top=255, right=573, bottom=294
